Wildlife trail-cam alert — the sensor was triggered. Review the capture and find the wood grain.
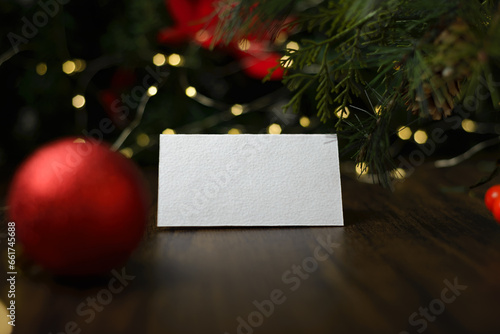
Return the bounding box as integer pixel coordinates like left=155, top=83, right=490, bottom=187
left=2, top=158, right=500, bottom=334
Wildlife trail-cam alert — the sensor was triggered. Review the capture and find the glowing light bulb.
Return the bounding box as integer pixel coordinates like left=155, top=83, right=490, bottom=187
left=168, top=53, right=183, bottom=67
left=397, top=126, right=412, bottom=140
left=414, top=130, right=428, bottom=144
left=185, top=86, right=197, bottom=97
left=335, top=106, right=350, bottom=118
left=136, top=133, right=150, bottom=147
left=391, top=168, right=407, bottom=180
left=36, top=62, right=47, bottom=76
left=231, top=104, right=244, bottom=116
left=153, top=53, right=166, bottom=66
left=62, top=60, right=76, bottom=74
left=120, top=147, right=133, bottom=158
left=281, top=55, right=293, bottom=68
left=355, top=162, right=368, bottom=176
left=72, top=95, right=85, bottom=109
left=274, top=31, right=288, bottom=45
left=461, top=119, right=477, bottom=133
left=162, top=128, right=176, bottom=135
left=299, top=116, right=311, bottom=127
left=286, top=41, right=300, bottom=51
left=73, top=59, right=86, bottom=72
left=147, top=86, right=158, bottom=96
left=195, top=30, right=211, bottom=43
left=238, top=39, right=251, bottom=51
left=267, top=123, right=282, bottom=134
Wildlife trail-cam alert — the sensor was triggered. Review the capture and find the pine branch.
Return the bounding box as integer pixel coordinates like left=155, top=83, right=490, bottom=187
left=213, top=0, right=500, bottom=187
left=316, top=44, right=335, bottom=122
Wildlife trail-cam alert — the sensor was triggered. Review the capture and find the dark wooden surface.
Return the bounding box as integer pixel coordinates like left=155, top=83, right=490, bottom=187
left=2, top=158, right=500, bottom=334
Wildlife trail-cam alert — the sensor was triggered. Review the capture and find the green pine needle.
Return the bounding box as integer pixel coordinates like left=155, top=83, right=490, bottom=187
left=213, top=0, right=500, bottom=187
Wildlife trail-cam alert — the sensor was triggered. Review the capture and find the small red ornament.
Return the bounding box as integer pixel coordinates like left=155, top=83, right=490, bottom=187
left=491, top=199, right=500, bottom=223
left=7, top=138, right=150, bottom=275
left=484, top=185, right=500, bottom=212
left=237, top=51, right=284, bottom=80
left=99, top=69, right=137, bottom=129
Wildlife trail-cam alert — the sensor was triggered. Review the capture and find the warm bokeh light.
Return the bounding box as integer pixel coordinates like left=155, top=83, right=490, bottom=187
left=274, top=31, right=288, bottom=44
left=147, top=86, right=158, bottom=96
left=168, top=53, right=183, bottom=67
left=62, top=60, right=76, bottom=74
left=36, top=62, right=47, bottom=76
left=72, top=95, right=85, bottom=109
left=228, top=128, right=242, bottom=134
left=238, top=39, right=251, bottom=51
left=355, top=162, right=368, bottom=176
left=185, top=86, right=197, bottom=97
left=231, top=104, right=244, bottom=116
left=268, top=123, right=282, bottom=134
left=335, top=106, right=350, bottom=119
left=162, top=128, right=176, bottom=135
left=299, top=116, right=311, bottom=127
left=397, top=126, right=412, bottom=140
left=119, top=147, right=133, bottom=158
left=286, top=41, right=300, bottom=51
left=281, top=55, right=293, bottom=68
left=195, top=30, right=211, bottom=43
left=136, top=133, right=150, bottom=147
left=414, top=130, right=428, bottom=144
left=391, top=168, right=407, bottom=180
left=153, top=53, right=166, bottom=66
left=461, top=119, right=477, bottom=133
left=73, top=59, right=86, bottom=72
left=62, top=59, right=86, bottom=74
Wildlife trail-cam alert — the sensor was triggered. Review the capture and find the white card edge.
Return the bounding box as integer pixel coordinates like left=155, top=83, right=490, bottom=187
left=156, top=134, right=343, bottom=227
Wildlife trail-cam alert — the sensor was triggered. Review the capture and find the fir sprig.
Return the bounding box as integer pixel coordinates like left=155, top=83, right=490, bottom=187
left=215, top=0, right=500, bottom=187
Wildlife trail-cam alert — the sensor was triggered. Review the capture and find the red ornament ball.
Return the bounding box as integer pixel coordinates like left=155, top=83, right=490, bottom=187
left=7, top=138, right=150, bottom=275
left=491, top=199, right=500, bottom=223
left=484, top=185, right=500, bottom=212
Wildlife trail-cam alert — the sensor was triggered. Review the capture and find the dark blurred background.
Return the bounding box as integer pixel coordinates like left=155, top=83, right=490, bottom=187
left=0, top=1, right=336, bottom=177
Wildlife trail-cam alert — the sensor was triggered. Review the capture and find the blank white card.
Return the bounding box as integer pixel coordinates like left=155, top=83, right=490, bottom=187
left=157, top=134, right=343, bottom=227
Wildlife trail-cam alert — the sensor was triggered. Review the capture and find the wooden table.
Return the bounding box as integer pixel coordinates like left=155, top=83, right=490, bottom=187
left=2, top=158, right=500, bottom=334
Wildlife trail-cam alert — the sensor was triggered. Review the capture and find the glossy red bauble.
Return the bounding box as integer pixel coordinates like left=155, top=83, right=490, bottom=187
left=484, top=185, right=500, bottom=212
left=7, top=138, right=150, bottom=275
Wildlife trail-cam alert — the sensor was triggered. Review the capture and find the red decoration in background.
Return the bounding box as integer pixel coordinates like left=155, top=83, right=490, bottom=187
left=99, top=69, right=137, bottom=129
left=8, top=138, right=150, bottom=276
left=232, top=36, right=285, bottom=80
left=484, top=185, right=500, bottom=224
left=237, top=51, right=284, bottom=80
left=485, top=185, right=500, bottom=212
left=158, top=0, right=290, bottom=80
left=158, top=0, right=218, bottom=47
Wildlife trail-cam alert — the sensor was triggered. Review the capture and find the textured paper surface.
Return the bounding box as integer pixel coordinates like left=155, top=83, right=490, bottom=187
left=157, top=134, right=343, bottom=227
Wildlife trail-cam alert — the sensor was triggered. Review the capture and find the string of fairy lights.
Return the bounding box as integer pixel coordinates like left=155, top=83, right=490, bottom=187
left=30, top=41, right=314, bottom=158
left=31, top=46, right=495, bottom=182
